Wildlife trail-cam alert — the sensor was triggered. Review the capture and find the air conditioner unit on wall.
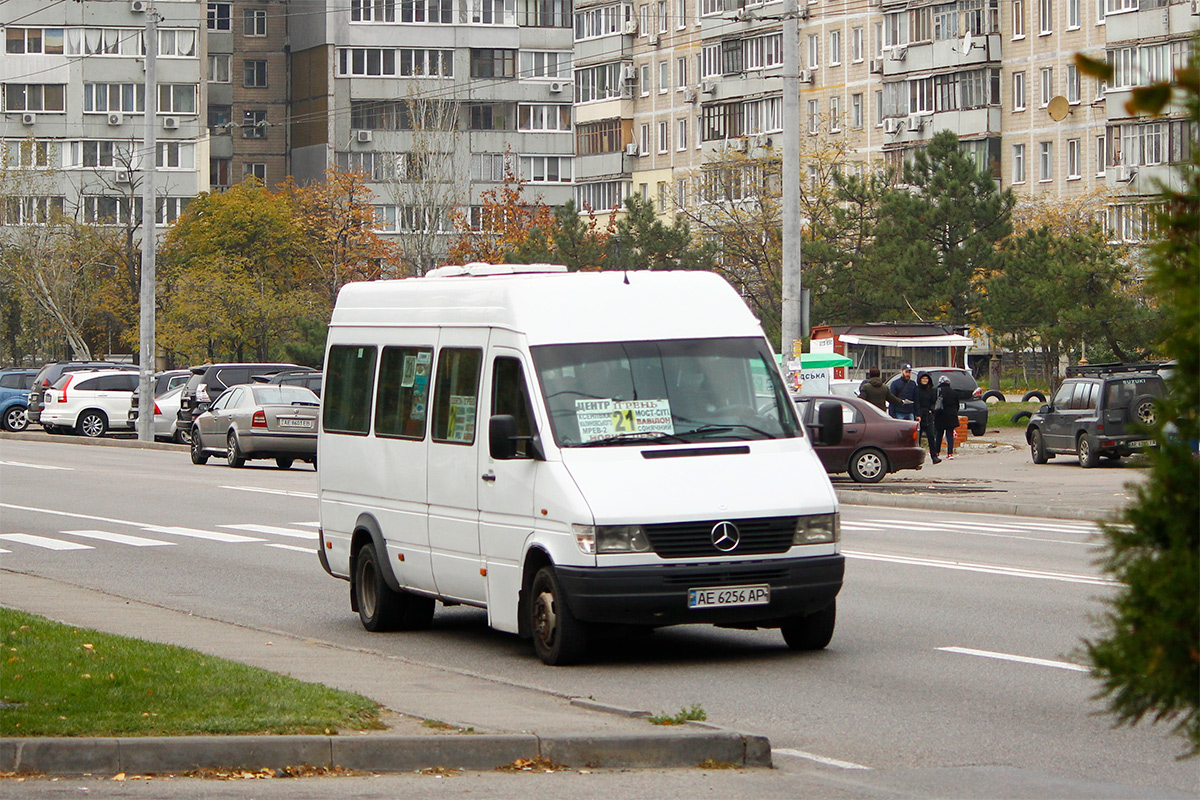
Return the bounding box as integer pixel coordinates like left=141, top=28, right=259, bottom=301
left=888, top=46, right=907, bottom=61
left=356, top=129, right=372, bottom=143
left=869, top=59, right=882, bottom=74
left=625, top=20, right=638, bottom=34
left=625, top=142, right=640, bottom=156
left=883, top=117, right=901, bottom=134
left=906, top=114, right=924, bottom=131
left=114, top=170, right=132, bottom=183
left=107, top=112, right=123, bottom=126
left=21, top=112, right=35, bottom=125
left=731, top=137, right=748, bottom=152
left=163, top=116, right=179, bottom=129
left=622, top=64, right=637, bottom=83
left=130, top=0, right=148, bottom=12
left=549, top=81, right=565, bottom=93
left=683, top=88, right=697, bottom=103
left=798, top=69, right=812, bottom=84
left=700, top=81, right=716, bottom=94
left=648, top=33, right=660, bottom=46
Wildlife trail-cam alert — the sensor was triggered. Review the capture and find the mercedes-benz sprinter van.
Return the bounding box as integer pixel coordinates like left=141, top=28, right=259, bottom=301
left=317, top=264, right=843, bottom=664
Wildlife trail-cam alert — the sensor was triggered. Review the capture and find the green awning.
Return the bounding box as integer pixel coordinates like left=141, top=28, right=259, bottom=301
left=776, top=352, right=853, bottom=368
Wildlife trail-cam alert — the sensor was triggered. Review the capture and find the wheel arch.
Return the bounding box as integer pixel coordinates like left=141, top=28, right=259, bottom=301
left=517, top=546, right=554, bottom=640
left=350, top=514, right=402, bottom=596
left=850, top=445, right=890, bottom=473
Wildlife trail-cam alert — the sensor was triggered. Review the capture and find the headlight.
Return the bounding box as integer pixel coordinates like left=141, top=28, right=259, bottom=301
left=572, top=524, right=652, bottom=554
left=794, top=514, right=839, bottom=545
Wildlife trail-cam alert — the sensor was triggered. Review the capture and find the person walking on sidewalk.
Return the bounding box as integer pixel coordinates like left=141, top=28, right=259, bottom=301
left=932, top=374, right=960, bottom=460
left=888, top=364, right=918, bottom=420
left=915, top=371, right=941, bottom=463
left=859, top=367, right=911, bottom=413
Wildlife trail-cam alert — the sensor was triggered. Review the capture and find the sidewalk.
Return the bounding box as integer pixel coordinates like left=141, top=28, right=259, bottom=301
left=833, top=426, right=1147, bottom=522
left=0, top=572, right=769, bottom=776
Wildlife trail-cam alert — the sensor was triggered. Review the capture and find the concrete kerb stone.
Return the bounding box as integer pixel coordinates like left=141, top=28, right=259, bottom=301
left=834, top=490, right=1115, bottom=522
left=0, top=730, right=765, bottom=776
left=0, top=430, right=185, bottom=452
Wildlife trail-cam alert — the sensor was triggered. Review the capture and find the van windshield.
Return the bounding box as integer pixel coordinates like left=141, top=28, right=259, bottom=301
left=530, top=338, right=801, bottom=447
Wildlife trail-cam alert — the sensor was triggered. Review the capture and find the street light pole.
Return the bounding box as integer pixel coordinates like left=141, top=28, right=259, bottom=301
left=780, top=0, right=803, bottom=367
left=137, top=6, right=158, bottom=442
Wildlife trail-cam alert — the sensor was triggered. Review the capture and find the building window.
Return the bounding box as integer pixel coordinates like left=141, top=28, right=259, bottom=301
left=4, top=83, right=67, bottom=112
left=659, top=60, right=668, bottom=93
left=852, top=26, right=863, bottom=62
left=875, top=89, right=883, bottom=125
left=658, top=120, right=668, bottom=152
left=520, top=50, right=571, bottom=79
left=1096, top=135, right=1106, bottom=174
left=640, top=123, right=649, bottom=154
left=1067, top=0, right=1080, bottom=27
left=829, top=96, right=841, bottom=132
left=520, top=155, right=572, bottom=183
left=1039, top=140, right=1053, bottom=181
left=677, top=57, right=687, bottom=90
left=910, top=6, right=932, bottom=41
left=352, top=0, right=399, bottom=22
left=243, top=9, right=266, bottom=37
left=468, top=103, right=511, bottom=130
left=576, top=119, right=623, bottom=155
left=574, top=63, right=625, bottom=103
left=517, top=104, right=571, bottom=131
left=1066, top=64, right=1079, bottom=103
left=518, top=0, right=570, bottom=27
left=657, top=0, right=667, bottom=32
left=211, top=158, right=231, bottom=189
left=640, top=63, right=650, bottom=95
left=243, top=60, right=268, bottom=88
left=1067, top=138, right=1080, bottom=178
left=807, top=34, right=819, bottom=69
left=829, top=29, right=841, bottom=66
left=1038, top=0, right=1052, bottom=34
left=1012, top=143, right=1025, bottom=183
left=1013, top=0, right=1025, bottom=37
left=1096, top=0, right=1105, bottom=23
left=469, top=49, right=517, bottom=78
left=243, top=109, right=267, bottom=139
left=851, top=92, right=863, bottom=128
left=1013, top=71, right=1026, bottom=110
left=208, top=55, right=231, bottom=83
left=208, top=105, right=231, bottom=132
left=677, top=118, right=687, bottom=149
left=207, top=3, right=231, bottom=31
left=807, top=99, right=818, bottom=133
left=1039, top=67, right=1053, bottom=106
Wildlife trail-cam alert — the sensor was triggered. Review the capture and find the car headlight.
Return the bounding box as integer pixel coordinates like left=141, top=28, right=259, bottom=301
left=572, top=524, right=652, bottom=554
left=794, top=514, right=839, bottom=545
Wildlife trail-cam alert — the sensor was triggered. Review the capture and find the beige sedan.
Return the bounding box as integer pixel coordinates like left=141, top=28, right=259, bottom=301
left=190, top=384, right=320, bottom=469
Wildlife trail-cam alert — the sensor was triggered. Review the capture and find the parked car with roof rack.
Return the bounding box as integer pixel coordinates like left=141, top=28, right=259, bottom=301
left=39, top=369, right=140, bottom=438
left=1026, top=363, right=1166, bottom=468
left=0, top=368, right=38, bottom=431
left=252, top=367, right=322, bottom=396
left=26, top=361, right=131, bottom=430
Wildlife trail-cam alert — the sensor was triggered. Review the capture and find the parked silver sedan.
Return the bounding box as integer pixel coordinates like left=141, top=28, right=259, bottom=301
left=190, top=384, right=320, bottom=469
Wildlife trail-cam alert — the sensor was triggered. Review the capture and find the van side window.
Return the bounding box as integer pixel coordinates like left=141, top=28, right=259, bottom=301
left=432, top=348, right=482, bottom=445
left=324, top=345, right=378, bottom=435
left=376, top=346, right=434, bottom=440
left=491, top=357, right=535, bottom=458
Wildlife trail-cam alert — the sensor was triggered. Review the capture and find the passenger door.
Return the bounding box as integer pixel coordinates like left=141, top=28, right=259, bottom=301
left=478, top=346, right=540, bottom=633
left=1042, top=381, right=1078, bottom=451
left=821, top=400, right=865, bottom=473
left=427, top=333, right=488, bottom=604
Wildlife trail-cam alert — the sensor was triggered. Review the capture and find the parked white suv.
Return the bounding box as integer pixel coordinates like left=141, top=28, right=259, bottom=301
left=40, top=370, right=140, bottom=438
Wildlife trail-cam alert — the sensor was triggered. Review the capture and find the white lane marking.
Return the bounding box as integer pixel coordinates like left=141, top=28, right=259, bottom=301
left=222, top=485, right=317, bottom=500
left=860, top=516, right=1097, bottom=534
left=61, top=529, right=174, bottom=547
left=140, top=525, right=263, bottom=544
left=265, top=543, right=315, bottom=554
left=0, top=548, right=9, bottom=554
left=219, top=523, right=318, bottom=540
left=774, top=749, right=872, bottom=770
left=843, top=550, right=1118, bottom=586
left=0, top=460, right=74, bottom=471
left=843, top=522, right=1090, bottom=547
left=939, top=646, right=1090, bottom=673
left=292, top=521, right=320, bottom=528
left=0, top=533, right=93, bottom=551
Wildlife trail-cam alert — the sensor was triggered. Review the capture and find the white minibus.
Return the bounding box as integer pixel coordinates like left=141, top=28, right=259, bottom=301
left=317, top=264, right=844, bottom=664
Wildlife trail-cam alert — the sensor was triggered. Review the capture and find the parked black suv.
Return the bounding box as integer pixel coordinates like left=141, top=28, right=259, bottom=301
left=1026, top=364, right=1165, bottom=468
left=27, top=361, right=131, bottom=429
left=252, top=367, right=322, bottom=396
left=176, top=363, right=302, bottom=430
left=889, top=367, right=989, bottom=436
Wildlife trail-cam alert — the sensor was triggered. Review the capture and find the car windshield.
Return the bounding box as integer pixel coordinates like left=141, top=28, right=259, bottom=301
left=531, top=337, right=800, bottom=447
left=251, top=385, right=319, bottom=406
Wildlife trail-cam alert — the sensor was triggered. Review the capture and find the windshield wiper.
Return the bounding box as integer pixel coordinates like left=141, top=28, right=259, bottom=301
left=578, top=431, right=690, bottom=447
left=678, top=424, right=778, bottom=440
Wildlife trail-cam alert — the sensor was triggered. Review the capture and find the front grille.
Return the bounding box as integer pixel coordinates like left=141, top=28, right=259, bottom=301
left=661, top=565, right=792, bottom=585
left=645, top=516, right=797, bottom=559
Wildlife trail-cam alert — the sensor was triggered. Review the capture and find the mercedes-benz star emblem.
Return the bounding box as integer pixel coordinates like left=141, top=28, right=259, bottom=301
left=710, top=521, right=740, bottom=552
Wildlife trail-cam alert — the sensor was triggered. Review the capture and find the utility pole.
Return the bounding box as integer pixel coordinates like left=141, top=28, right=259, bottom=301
left=780, top=0, right=803, bottom=367
left=137, top=5, right=158, bottom=442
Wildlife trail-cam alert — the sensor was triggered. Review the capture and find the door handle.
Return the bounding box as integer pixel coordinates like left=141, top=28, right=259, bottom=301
left=482, top=472, right=496, bottom=482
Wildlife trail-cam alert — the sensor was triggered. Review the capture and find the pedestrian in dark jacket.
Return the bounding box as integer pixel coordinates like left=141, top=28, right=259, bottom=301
left=858, top=367, right=910, bottom=412
left=914, top=371, right=940, bottom=462
left=932, top=375, right=961, bottom=460
left=888, top=364, right=918, bottom=420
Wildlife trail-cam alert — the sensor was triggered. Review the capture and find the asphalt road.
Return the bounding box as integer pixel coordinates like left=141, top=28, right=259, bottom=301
left=1, top=436, right=1196, bottom=798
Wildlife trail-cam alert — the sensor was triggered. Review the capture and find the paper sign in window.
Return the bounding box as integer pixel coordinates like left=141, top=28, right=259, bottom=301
left=575, top=398, right=674, bottom=442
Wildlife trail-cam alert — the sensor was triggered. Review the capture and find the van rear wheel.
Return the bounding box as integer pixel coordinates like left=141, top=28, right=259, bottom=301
left=530, top=566, right=588, bottom=666
left=781, top=599, right=836, bottom=651
left=353, top=542, right=435, bottom=632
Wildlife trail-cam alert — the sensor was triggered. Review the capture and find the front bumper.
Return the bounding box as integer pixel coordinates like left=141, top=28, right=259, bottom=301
left=554, top=554, right=844, bottom=627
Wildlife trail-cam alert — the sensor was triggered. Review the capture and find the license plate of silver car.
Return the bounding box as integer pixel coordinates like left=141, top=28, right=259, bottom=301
left=279, top=418, right=314, bottom=429
left=687, top=584, right=770, bottom=609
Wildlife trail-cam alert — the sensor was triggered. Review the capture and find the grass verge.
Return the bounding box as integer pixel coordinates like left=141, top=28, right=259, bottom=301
left=0, top=607, right=382, bottom=737
left=985, top=401, right=1043, bottom=428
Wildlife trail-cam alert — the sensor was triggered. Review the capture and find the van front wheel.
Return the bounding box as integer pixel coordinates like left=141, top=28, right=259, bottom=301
left=781, top=599, right=836, bottom=651
left=530, top=567, right=588, bottom=666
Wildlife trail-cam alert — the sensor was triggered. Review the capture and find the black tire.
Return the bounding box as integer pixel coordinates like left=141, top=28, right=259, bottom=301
left=1030, top=428, right=1050, bottom=464
left=781, top=599, right=836, bottom=651
left=78, top=410, right=107, bottom=438
left=1078, top=433, right=1099, bottom=468
left=1022, top=390, right=1047, bottom=403
left=1129, top=395, right=1157, bottom=427
left=848, top=448, right=888, bottom=483
left=226, top=431, right=245, bottom=468
left=3, top=406, right=28, bottom=432
left=190, top=429, right=209, bottom=465
left=1011, top=410, right=1033, bottom=424
left=530, top=566, right=589, bottom=666
left=276, top=457, right=294, bottom=469
left=981, top=390, right=1005, bottom=403
left=175, top=426, right=192, bottom=445
left=352, top=543, right=435, bottom=632
left=970, top=423, right=986, bottom=436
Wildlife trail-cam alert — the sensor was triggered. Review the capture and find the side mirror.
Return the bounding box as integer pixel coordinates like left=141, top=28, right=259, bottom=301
left=1038, top=403, right=1051, bottom=414
left=489, top=414, right=519, bottom=460
left=816, top=402, right=843, bottom=446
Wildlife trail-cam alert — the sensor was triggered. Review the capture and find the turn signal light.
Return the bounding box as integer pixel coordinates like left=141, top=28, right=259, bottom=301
left=252, top=410, right=267, bottom=428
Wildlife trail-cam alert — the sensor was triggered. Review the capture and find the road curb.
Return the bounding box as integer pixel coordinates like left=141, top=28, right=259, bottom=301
left=0, top=430, right=185, bottom=451
left=834, top=489, right=1119, bottom=522
left=0, top=730, right=770, bottom=775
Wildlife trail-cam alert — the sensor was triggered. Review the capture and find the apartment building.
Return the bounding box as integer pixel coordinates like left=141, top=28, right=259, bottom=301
left=1, top=0, right=206, bottom=231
